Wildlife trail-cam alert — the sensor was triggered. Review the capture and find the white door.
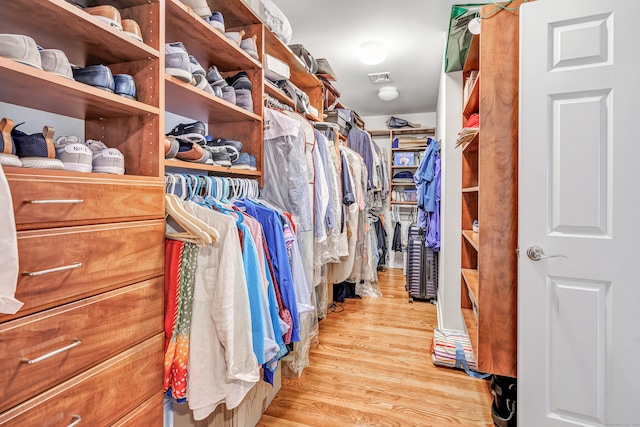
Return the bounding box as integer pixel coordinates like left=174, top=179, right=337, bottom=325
left=519, top=1, right=640, bottom=426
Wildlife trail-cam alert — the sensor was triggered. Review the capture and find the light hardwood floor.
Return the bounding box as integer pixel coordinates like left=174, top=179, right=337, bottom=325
left=258, top=268, right=494, bottom=427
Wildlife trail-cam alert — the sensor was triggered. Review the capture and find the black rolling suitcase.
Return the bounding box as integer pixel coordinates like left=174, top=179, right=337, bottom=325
left=405, top=224, right=437, bottom=303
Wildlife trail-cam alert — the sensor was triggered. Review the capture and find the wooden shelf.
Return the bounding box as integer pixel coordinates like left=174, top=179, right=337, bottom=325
left=3, top=166, right=163, bottom=183
left=264, top=80, right=295, bottom=108
left=462, top=186, right=479, bottom=193
left=463, top=35, right=480, bottom=73
left=461, top=307, right=479, bottom=356
left=390, top=201, right=417, bottom=205
left=165, top=0, right=261, bottom=72
left=0, top=57, right=159, bottom=120
left=391, top=127, right=437, bottom=137
left=207, top=0, right=262, bottom=29
left=165, top=159, right=262, bottom=177
left=391, top=182, right=416, bottom=186
left=391, top=165, right=419, bottom=169
left=462, top=230, right=479, bottom=251
left=264, top=29, right=322, bottom=90
left=462, top=268, right=479, bottom=307
left=165, top=75, right=261, bottom=123
left=391, top=147, right=428, bottom=152
left=0, top=0, right=160, bottom=67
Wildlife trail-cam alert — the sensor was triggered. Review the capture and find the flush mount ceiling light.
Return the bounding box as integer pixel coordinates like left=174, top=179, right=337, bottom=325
left=378, top=86, right=399, bottom=101
left=358, top=41, right=387, bottom=65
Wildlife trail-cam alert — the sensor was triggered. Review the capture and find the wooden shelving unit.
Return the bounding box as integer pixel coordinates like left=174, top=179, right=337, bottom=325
left=458, top=1, right=521, bottom=378
left=164, top=159, right=261, bottom=177
left=264, top=80, right=295, bottom=109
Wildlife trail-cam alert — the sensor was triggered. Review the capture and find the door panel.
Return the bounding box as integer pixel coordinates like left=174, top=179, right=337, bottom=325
left=519, top=0, right=640, bottom=425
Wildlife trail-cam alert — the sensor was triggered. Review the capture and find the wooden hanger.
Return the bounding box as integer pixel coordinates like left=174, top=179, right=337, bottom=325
left=165, top=193, right=219, bottom=245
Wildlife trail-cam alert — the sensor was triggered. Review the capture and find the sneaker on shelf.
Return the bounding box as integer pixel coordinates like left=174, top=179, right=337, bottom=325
left=231, top=152, right=256, bottom=171
left=12, top=124, right=64, bottom=170
left=164, top=136, right=180, bottom=159
left=188, top=55, right=205, bottom=76
left=224, top=30, right=244, bottom=46
left=39, top=49, right=73, bottom=80
left=113, top=74, right=137, bottom=100
left=221, top=85, right=236, bottom=104
left=204, top=146, right=232, bottom=167
left=54, top=135, right=93, bottom=173
left=226, top=71, right=252, bottom=91
left=175, top=139, right=209, bottom=164
left=240, top=35, right=259, bottom=60
left=122, top=19, right=144, bottom=43
left=84, top=5, right=123, bottom=31
left=205, top=65, right=227, bottom=88
left=0, top=118, right=22, bottom=167
left=193, top=74, right=214, bottom=95
left=165, top=42, right=191, bottom=83
left=179, top=0, right=212, bottom=18
left=0, top=34, right=42, bottom=70
left=167, top=121, right=206, bottom=137
left=207, top=11, right=225, bottom=33
left=86, top=139, right=125, bottom=174
left=234, top=88, right=253, bottom=113
left=211, top=85, right=223, bottom=98
left=205, top=136, right=243, bottom=153
left=72, top=64, right=115, bottom=93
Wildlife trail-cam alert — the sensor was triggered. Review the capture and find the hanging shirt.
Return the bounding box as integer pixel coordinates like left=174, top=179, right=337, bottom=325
left=0, top=164, right=22, bottom=314
left=347, top=127, right=374, bottom=190
left=414, top=138, right=440, bottom=213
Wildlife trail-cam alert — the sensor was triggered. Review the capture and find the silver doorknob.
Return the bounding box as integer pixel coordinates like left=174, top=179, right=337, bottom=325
left=527, top=245, right=567, bottom=261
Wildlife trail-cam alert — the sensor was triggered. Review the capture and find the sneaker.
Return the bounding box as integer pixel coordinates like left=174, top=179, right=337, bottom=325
left=205, top=136, right=243, bottom=152
left=12, top=124, right=64, bottom=170
left=39, top=49, right=73, bottom=80
left=0, top=34, right=42, bottom=70
left=240, top=35, right=259, bottom=60
left=164, top=136, right=179, bottom=159
left=0, top=118, right=22, bottom=167
left=175, top=139, right=209, bottom=164
left=179, top=0, right=212, bottom=18
left=113, top=74, right=137, bottom=100
left=188, top=55, right=205, bottom=76
left=207, top=12, right=225, bottom=33
left=205, top=65, right=227, bottom=88
left=86, top=140, right=125, bottom=174
left=221, top=85, right=236, bottom=104
left=167, top=121, right=206, bottom=137
left=204, top=146, right=232, bottom=167
left=224, top=30, right=244, bottom=46
left=226, top=71, right=252, bottom=91
left=122, top=19, right=144, bottom=43
left=231, top=152, right=256, bottom=170
left=72, top=64, right=115, bottom=93
left=234, top=88, right=253, bottom=113
left=84, top=5, right=123, bottom=31
left=54, top=136, right=92, bottom=173
left=211, top=85, right=223, bottom=98
left=165, top=43, right=191, bottom=83
left=193, top=74, right=214, bottom=95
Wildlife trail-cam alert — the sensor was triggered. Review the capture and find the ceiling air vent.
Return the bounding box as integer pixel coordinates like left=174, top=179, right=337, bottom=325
left=368, top=72, right=393, bottom=84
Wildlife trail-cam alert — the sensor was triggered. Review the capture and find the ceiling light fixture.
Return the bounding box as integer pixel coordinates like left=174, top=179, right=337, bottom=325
left=358, top=41, right=387, bottom=65
left=378, top=86, right=399, bottom=101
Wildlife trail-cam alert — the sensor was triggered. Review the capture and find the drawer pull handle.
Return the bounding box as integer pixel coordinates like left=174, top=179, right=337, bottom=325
left=22, top=262, right=83, bottom=277
left=25, top=199, right=84, bottom=204
left=20, top=339, right=82, bottom=364
left=67, top=415, right=82, bottom=427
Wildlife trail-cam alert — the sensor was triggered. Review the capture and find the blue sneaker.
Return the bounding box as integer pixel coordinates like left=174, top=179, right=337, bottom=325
left=72, top=64, right=115, bottom=93
left=231, top=152, right=256, bottom=171
left=113, top=74, right=137, bottom=100
left=0, top=118, right=22, bottom=167
left=207, top=11, right=225, bottom=32
left=12, top=123, right=64, bottom=170
left=165, top=43, right=191, bottom=83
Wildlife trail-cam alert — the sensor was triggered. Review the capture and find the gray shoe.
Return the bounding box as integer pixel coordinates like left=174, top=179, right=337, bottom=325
left=240, top=36, right=259, bottom=60
left=54, top=136, right=92, bottom=173
left=188, top=55, right=205, bottom=76
left=0, top=34, right=42, bottom=70
left=165, top=43, right=191, bottom=83
left=86, top=139, right=125, bottom=174
left=221, top=86, right=236, bottom=104
left=234, top=89, right=254, bottom=113
left=193, top=74, right=214, bottom=95
left=204, top=146, right=231, bottom=167
left=205, top=65, right=227, bottom=88
left=40, top=49, right=73, bottom=79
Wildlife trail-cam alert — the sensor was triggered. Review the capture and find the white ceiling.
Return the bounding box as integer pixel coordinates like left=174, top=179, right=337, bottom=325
left=271, top=0, right=460, bottom=117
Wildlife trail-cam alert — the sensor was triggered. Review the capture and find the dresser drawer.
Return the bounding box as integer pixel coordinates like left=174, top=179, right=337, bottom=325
left=2, top=220, right=164, bottom=321
left=0, top=334, right=163, bottom=426
left=6, top=171, right=164, bottom=230
left=0, top=279, right=163, bottom=413
left=112, top=392, right=164, bottom=426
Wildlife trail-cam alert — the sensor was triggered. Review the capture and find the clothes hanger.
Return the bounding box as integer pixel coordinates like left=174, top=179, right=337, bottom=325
left=164, top=193, right=219, bottom=245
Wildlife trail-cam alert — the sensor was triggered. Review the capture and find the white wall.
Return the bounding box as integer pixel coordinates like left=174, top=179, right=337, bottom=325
left=362, top=112, right=436, bottom=271
left=435, top=61, right=464, bottom=331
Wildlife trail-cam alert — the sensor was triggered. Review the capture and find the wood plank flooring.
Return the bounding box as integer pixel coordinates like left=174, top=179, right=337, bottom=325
left=258, top=268, right=494, bottom=427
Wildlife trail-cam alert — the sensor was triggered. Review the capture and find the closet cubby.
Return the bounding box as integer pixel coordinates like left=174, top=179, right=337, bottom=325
left=458, top=1, right=520, bottom=378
